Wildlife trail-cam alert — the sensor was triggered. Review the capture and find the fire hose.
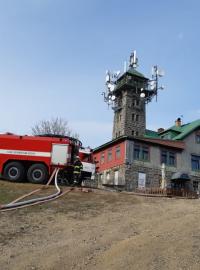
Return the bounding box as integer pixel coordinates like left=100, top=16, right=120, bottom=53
left=0, top=168, right=71, bottom=211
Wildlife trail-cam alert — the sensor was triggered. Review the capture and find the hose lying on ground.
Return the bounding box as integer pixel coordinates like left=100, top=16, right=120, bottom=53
left=7, top=167, right=58, bottom=205
left=0, top=168, right=62, bottom=211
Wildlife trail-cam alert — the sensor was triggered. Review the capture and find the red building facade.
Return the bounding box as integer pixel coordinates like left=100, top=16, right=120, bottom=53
left=93, top=136, right=185, bottom=191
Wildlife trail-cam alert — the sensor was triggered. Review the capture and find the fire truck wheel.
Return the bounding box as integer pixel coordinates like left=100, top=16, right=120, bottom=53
left=27, top=164, right=48, bottom=184
left=4, top=162, right=25, bottom=182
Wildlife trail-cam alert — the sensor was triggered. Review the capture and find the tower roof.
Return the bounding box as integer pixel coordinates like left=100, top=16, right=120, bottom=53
left=126, top=67, right=147, bottom=79
left=117, top=67, right=148, bottom=82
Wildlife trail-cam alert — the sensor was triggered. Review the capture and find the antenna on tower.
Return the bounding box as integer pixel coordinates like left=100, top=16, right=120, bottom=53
left=129, top=50, right=138, bottom=69
left=102, top=69, right=121, bottom=108
left=140, top=65, right=165, bottom=103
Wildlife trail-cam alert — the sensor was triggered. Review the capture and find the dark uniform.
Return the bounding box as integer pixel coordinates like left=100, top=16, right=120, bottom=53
left=73, top=157, right=83, bottom=186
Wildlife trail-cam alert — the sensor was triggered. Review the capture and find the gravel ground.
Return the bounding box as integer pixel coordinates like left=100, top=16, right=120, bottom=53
left=0, top=180, right=200, bottom=270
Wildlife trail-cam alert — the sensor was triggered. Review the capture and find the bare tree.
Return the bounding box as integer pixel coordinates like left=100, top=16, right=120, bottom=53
left=32, top=117, right=79, bottom=138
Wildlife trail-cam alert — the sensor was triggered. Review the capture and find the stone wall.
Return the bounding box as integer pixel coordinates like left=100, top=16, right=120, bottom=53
left=112, top=87, right=146, bottom=139
left=124, top=163, right=175, bottom=191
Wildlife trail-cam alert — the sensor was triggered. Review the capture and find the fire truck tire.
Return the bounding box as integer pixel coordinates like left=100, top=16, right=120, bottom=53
left=27, top=164, right=48, bottom=184
left=4, top=161, right=25, bottom=182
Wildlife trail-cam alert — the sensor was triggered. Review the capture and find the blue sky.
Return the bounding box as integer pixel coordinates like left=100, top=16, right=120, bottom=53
left=0, top=0, right=200, bottom=147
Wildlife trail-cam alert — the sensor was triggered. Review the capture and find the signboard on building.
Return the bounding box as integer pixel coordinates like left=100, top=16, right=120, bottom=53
left=138, top=172, right=146, bottom=189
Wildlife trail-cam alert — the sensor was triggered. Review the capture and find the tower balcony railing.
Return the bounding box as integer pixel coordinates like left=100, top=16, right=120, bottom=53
left=115, top=77, right=146, bottom=93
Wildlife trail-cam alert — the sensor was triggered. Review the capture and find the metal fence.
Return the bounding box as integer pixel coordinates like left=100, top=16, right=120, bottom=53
left=135, top=187, right=198, bottom=199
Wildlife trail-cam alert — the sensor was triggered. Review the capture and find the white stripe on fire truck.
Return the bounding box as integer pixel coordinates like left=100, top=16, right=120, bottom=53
left=0, top=149, right=51, bottom=157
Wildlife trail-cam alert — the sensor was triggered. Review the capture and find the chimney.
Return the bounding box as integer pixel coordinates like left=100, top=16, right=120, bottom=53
left=157, top=128, right=165, bottom=133
left=175, top=118, right=182, bottom=127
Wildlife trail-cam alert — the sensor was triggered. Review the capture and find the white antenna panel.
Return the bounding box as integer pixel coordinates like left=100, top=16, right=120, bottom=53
left=105, top=71, right=110, bottom=83
left=133, top=50, right=136, bottom=64
left=158, top=68, right=165, bottom=77
left=151, top=66, right=156, bottom=76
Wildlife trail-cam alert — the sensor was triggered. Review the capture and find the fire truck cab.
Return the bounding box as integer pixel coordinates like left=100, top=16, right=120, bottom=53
left=79, top=147, right=95, bottom=180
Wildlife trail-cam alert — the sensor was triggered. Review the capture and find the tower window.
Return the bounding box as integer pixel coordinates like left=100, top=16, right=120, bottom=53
left=132, top=114, right=139, bottom=121
left=133, top=100, right=140, bottom=106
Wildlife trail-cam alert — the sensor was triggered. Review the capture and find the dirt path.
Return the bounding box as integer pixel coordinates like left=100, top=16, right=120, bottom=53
left=1, top=181, right=200, bottom=270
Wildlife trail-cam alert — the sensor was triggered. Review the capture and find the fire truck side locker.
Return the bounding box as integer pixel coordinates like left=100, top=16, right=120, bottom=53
left=51, top=144, right=69, bottom=166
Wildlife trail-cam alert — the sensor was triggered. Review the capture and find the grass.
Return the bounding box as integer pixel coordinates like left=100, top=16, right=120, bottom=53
left=0, top=180, right=44, bottom=204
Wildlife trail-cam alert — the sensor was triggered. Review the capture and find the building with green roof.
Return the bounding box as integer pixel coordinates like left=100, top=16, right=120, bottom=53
left=93, top=52, right=200, bottom=194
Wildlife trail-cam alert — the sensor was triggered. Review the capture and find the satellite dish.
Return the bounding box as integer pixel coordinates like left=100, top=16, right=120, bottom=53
left=107, top=83, right=115, bottom=92
left=149, top=81, right=156, bottom=90
left=140, top=93, right=145, bottom=98
left=111, top=95, right=116, bottom=101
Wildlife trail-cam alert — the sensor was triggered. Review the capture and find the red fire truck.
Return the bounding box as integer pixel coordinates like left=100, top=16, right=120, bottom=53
left=0, top=133, right=94, bottom=184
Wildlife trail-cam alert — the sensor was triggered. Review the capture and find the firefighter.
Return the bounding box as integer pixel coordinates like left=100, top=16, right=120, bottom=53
left=73, top=156, right=83, bottom=186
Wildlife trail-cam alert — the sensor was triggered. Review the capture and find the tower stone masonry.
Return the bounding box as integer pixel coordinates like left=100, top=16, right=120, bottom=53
left=112, top=68, right=148, bottom=139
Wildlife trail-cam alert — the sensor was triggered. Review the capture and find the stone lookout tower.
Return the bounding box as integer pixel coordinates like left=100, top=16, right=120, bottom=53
left=103, top=51, right=163, bottom=139
left=112, top=65, right=148, bottom=139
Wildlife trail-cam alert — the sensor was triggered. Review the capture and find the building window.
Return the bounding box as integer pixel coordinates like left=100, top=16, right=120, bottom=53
left=107, top=149, right=112, bottom=162
left=193, top=181, right=199, bottom=191
left=135, top=100, right=140, bottom=106
left=134, top=144, right=149, bottom=161
left=191, top=155, right=200, bottom=171
left=196, top=134, right=200, bottom=143
left=133, top=100, right=140, bottom=107
left=132, top=114, right=139, bottom=121
left=115, top=146, right=121, bottom=159
left=114, top=170, right=119, bottom=185
left=161, top=150, right=176, bottom=166
left=106, top=172, right=110, bottom=181
left=100, top=152, right=105, bottom=164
